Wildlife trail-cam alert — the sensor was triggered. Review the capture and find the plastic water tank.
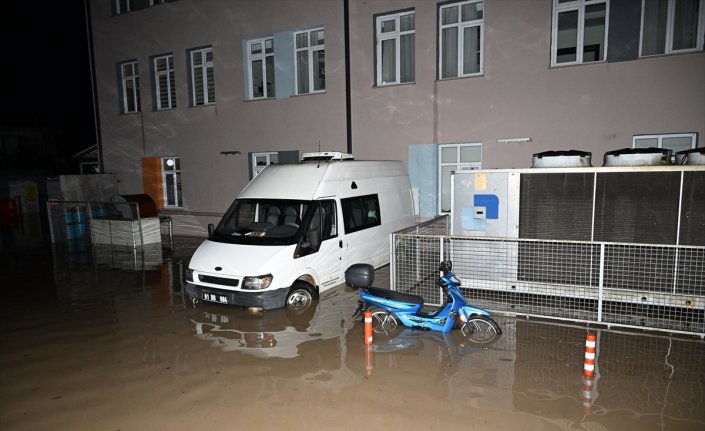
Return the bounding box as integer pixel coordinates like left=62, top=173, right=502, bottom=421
left=603, top=148, right=671, bottom=167
left=675, top=148, right=705, bottom=165
left=531, top=150, right=592, bottom=168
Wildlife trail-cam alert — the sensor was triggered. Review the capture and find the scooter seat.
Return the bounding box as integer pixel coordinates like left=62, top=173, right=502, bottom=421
left=365, top=287, right=425, bottom=305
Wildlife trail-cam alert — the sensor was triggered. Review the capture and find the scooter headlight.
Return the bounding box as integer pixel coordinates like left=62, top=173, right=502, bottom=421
left=242, top=274, right=273, bottom=290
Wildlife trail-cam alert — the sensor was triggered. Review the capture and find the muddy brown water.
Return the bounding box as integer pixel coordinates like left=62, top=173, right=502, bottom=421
left=1, top=238, right=704, bottom=431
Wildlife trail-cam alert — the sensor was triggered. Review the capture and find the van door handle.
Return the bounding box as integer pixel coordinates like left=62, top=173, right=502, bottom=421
left=339, top=240, right=343, bottom=248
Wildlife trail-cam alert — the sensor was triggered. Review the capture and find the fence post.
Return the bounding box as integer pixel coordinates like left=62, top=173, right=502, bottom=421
left=598, top=243, right=605, bottom=323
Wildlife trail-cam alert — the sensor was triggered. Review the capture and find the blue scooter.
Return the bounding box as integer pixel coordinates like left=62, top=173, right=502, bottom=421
left=347, top=261, right=501, bottom=343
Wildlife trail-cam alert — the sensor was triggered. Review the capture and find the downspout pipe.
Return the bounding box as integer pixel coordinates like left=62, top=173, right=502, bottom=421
left=84, top=0, right=104, bottom=172
left=344, top=0, right=352, bottom=155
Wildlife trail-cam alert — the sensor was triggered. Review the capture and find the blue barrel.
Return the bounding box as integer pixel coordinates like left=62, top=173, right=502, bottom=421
left=64, top=206, right=88, bottom=239
left=91, top=205, right=108, bottom=219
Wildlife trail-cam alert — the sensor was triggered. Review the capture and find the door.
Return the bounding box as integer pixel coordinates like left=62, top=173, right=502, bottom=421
left=438, top=143, right=482, bottom=213
left=302, top=199, right=342, bottom=289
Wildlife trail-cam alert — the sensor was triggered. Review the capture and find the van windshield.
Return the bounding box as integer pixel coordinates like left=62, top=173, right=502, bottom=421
left=211, top=199, right=311, bottom=245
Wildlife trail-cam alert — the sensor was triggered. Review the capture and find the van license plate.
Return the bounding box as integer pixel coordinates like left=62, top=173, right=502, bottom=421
left=203, top=293, right=228, bottom=304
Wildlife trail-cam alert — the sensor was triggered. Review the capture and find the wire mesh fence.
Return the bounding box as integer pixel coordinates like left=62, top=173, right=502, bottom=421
left=392, top=216, right=705, bottom=336
left=46, top=200, right=164, bottom=270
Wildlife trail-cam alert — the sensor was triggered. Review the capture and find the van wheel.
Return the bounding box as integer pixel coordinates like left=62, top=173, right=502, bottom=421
left=286, top=282, right=315, bottom=313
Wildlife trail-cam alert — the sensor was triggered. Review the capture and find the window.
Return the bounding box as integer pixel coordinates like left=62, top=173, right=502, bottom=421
left=153, top=54, right=176, bottom=110
left=248, top=38, right=276, bottom=99
left=342, top=194, right=381, bottom=233
left=439, top=1, right=484, bottom=79
left=552, top=0, right=608, bottom=66
left=295, top=28, right=326, bottom=94
left=80, top=162, right=100, bottom=175
left=438, top=144, right=482, bottom=213
left=376, top=10, right=415, bottom=85
left=189, top=47, right=215, bottom=106
left=251, top=152, right=279, bottom=178
left=162, top=157, right=182, bottom=208
left=307, top=200, right=337, bottom=241
left=119, top=61, right=141, bottom=113
left=641, top=0, right=705, bottom=56
left=633, top=133, right=698, bottom=153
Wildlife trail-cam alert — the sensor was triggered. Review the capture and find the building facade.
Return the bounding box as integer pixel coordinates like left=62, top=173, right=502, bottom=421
left=90, top=0, right=705, bottom=230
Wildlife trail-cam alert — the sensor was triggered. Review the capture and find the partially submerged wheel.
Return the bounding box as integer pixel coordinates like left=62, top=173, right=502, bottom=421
left=286, top=282, right=315, bottom=314
left=460, top=315, right=501, bottom=346
left=370, top=310, right=399, bottom=336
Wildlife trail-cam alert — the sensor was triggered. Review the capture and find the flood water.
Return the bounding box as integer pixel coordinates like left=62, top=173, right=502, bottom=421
left=1, top=237, right=704, bottom=431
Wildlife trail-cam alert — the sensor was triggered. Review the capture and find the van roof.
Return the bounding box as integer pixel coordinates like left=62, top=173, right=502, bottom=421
left=239, top=160, right=407, bottom=200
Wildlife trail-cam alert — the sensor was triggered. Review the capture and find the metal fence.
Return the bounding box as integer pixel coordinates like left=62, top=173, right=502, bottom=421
left=391, top=215, right=705, bottom=336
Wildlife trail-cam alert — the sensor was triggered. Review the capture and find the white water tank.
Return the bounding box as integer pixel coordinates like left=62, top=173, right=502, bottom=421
left=675, top=148, right=705, bottom=165
left=603, top=148, right=671, bottom=167
left=531, top=150, right=592, bottom=168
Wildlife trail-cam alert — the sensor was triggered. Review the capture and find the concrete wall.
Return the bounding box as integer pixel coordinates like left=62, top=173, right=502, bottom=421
left=91, top=0, right=705, bottom=229
left=91, top=0, right=347, bottom=220
left=349, top=0, right=705, bottom=169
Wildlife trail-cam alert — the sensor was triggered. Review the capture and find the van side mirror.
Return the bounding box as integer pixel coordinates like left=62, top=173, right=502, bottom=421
left=208, top=223, right=215, bottom=238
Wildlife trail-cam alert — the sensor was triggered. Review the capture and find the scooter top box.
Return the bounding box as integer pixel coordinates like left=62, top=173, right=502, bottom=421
left=345, top=263, right=374, bottom=288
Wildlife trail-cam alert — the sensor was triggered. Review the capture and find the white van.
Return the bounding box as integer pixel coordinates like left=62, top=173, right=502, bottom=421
left=185, top=152, right=416, bottom=310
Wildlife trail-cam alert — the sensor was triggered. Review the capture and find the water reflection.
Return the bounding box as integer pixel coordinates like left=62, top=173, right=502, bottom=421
left=369, top=327, right=502, bottom=380
left=186, top=289, right=359, bottom=359
left=31, top=242, right=705, bottom=430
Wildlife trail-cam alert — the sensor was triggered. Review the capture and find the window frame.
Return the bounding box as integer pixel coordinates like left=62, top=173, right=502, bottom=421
left=153, top=54, right=176, bottom=110
left=438, top=143, right=482, bottom=214
left=639, top=0, right=705, bottom=57
left=161, top=157, right=182, bottom=208
left=119, top=60, right=141, bottom=114
left=247, top=37, right=276, bottom=100
left=341, top=194, right=382, bottom=234
left=375, top=10, right=416, bottom=86
left=633, top=133, right=698, bottom=150
left=551, top=0, right=609, bottom=67
left=294, top=28, right=326, bottom=95
left=189, top=47, right=215, bottom=106
left=438, top=0, right=485, bottom=79
left=251, top=151, right=279, bottom=178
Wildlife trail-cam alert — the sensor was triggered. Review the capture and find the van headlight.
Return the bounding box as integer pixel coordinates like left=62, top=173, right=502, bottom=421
left=242, top=274, right=273, bottom=290
left=185, top=269, right=194, bottom=282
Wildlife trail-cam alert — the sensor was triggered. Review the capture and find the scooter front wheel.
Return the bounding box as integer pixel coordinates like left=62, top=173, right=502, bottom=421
left=460, top=315, right=501, bottom=346
left=370, top=310, right=399, bottom=336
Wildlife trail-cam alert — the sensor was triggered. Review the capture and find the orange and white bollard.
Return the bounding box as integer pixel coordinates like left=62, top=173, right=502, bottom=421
left=580, top=374, right=595, bottom=415
left=583, top=333, right=596, bottom=377
left=364, top=344, right=374, bottom=377
left=364, top=310, right=373, bottom=345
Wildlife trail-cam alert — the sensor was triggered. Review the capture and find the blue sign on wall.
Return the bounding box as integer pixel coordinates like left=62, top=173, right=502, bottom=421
left=474, top=194, right=499, bottom=219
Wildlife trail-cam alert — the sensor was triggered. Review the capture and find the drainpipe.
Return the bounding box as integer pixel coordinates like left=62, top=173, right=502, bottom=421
left=84, top=0, right=104, bottom=172
left=344, top=0, right=352, bottom=155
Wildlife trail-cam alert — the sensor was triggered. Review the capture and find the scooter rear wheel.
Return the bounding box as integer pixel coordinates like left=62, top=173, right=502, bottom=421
left=460, top=315, right=501, bottom=345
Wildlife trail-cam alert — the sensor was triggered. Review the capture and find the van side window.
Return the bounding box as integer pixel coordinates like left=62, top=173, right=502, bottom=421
left=341, top=194, right=381, bottom=233
left=297, top=200, right=338, bottom=256
left=307, top=200, right=337, bottom=241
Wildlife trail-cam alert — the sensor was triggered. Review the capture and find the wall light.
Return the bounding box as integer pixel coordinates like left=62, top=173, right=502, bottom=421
left=497, top=137, right=532, bottom=143
left=220, top=150, right=241, bottom=155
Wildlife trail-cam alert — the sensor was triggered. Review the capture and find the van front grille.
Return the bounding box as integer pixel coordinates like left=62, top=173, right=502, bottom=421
left=199, top=275, right=239, bottom=287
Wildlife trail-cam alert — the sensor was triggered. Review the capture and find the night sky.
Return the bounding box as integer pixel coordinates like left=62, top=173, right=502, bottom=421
left=2, top=2, right=96, bottom=157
